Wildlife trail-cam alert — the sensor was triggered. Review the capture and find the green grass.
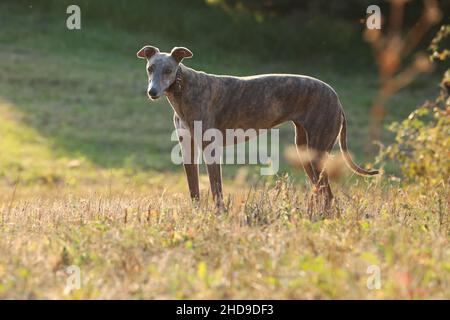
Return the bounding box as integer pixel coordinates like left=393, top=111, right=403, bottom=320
left=0, top=0, right=439, bottom=185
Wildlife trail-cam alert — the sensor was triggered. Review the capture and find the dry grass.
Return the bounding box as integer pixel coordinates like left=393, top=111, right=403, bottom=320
left=0, top=177, right=448, bottom=299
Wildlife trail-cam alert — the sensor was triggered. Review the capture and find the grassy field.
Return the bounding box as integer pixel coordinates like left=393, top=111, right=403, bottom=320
left=1, top=179, right=448, bottom=299
left=0, top=1, right=448, bottom=299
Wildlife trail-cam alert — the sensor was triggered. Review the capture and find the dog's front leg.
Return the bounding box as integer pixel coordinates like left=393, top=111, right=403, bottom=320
left=206, top=163, right=225, bottom=211
left=183, top=150, right=200, bottom=202
left=174, top=115, right=200, bottom=202
left=202, top=136, right=225, bottom=211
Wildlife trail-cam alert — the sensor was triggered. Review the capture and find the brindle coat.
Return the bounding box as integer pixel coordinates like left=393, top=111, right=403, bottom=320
left=137, top=45, right=379, bottom=210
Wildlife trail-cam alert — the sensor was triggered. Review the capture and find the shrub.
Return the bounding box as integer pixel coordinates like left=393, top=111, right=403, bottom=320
left=380, top=25, right=449, bottom=187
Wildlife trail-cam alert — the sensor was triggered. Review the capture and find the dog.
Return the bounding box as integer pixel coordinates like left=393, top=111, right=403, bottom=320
left=137, top=45, right=379, bottom=211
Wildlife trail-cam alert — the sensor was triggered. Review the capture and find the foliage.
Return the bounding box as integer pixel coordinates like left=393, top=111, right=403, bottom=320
left=380, top=25, right=450, bottom=187
left=10, top=0, right=369, bottom=63
left=205, top=0, right=445, bottom=22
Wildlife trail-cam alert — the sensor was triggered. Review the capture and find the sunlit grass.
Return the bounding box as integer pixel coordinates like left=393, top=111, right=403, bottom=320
left=0, top=179, right=448, bottom=299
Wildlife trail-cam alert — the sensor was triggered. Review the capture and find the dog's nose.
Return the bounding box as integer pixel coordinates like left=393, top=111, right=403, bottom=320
left=148, top=88, right=158, bottom=98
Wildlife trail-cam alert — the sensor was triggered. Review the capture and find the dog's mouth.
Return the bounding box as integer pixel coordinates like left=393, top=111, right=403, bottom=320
left=148, top=93, right=161, bottom=100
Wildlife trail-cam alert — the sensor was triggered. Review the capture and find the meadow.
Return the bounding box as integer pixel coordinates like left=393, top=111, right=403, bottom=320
left=0, top=0, right=448, bottom=299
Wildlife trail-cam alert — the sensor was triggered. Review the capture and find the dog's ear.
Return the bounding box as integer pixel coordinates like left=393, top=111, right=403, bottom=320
left=137, top=46, right=160, bottom=59
left=170, top=47, right=193, bottom=63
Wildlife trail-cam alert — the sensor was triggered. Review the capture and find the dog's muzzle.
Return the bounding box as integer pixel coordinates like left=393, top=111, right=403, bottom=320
left=147, top=88, right=161, bottom=100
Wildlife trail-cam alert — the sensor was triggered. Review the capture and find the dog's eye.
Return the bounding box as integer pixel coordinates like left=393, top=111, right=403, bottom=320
left=147, top=66, right=154, bottom=73
left=164, top=68, right=172, bottom=75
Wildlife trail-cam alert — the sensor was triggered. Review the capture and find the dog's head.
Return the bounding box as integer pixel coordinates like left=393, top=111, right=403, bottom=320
left=137, top=46, right=193, bottom=100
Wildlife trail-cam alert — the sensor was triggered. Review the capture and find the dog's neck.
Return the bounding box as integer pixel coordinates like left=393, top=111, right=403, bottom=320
left=166, top=64, right=190, bottom=120
left=171, top=65, right=184, bottom=98
left=166, top=64, right=212, bottom=125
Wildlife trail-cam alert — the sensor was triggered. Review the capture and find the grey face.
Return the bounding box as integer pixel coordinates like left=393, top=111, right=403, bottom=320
left=146, top=53, right=178, bottom=99
left=137, top=46, right=193, bottom=100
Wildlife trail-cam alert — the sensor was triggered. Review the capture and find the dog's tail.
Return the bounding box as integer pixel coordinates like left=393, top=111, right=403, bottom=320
left=338, top=111, right=379, bottom=176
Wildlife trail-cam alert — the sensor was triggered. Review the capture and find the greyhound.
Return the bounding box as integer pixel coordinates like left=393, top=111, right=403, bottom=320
left=137, top=45, right=379, bottom=210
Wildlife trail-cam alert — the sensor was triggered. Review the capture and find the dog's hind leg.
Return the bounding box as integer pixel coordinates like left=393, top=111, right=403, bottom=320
left=294, top=122, right=319, bottom=184
left=294, top=122, right=324, bottom=215
left=295, top=121, right=337, bottom=214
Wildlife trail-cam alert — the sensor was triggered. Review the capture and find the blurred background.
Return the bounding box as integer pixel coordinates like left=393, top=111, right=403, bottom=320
left=0, top=0, right=447, bottom=186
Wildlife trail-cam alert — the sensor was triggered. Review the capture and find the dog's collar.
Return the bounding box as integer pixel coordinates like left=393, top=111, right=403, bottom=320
left=166, top=66, right=185, bottom=120
left=173, top=67, right=183, bottom=98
